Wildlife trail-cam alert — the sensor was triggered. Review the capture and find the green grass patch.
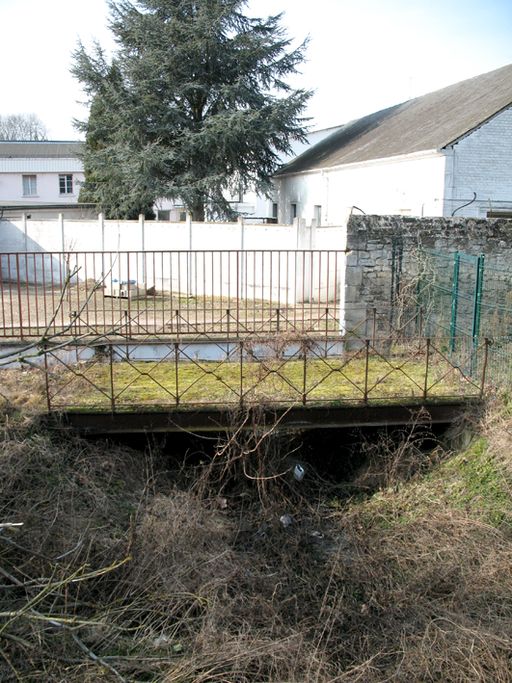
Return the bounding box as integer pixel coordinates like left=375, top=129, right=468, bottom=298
left=347, top=435, right=511, bottom=530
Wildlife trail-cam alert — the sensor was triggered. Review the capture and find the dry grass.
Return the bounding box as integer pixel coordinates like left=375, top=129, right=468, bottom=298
left=0, top=279, right=336, bottom=339
left=0, top=398, right=511, bottom=681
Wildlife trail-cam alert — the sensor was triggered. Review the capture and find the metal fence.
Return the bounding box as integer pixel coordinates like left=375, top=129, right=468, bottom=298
left=418, top=250, right=485, bottom=348
left=41, top=333, right=486, bottom=413
left=0, top=247, right=506, bottom=407
left=0, top=249, right=344, bottom=340
left=416, top=249, right=512, bottom=387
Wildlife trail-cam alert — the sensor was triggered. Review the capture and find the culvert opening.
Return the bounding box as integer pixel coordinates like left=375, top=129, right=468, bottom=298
left=92, top=418, right=452, bottom=501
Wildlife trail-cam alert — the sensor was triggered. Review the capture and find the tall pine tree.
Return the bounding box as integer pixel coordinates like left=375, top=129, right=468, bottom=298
left=72, top=0, right=311, bottom=220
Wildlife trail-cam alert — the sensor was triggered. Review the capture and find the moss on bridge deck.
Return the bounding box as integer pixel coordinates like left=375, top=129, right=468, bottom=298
left=47, top=354, right=479, bottom=412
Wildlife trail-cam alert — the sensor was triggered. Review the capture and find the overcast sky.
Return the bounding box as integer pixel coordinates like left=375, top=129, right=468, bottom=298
left=1, top=0, right=511, bottom=139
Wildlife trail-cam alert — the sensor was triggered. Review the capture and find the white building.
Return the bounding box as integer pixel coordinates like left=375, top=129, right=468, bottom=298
left=274, top=63, right=512, bottom=226
left=0, top=141, right=92, bottom=219
left=0, top=126, right=342, bottom=222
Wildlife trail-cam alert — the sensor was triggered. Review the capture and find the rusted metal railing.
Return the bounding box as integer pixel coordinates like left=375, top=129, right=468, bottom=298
left=41, top=333, right=484, bottom=413
left=0, top=249, right=344, bottom=340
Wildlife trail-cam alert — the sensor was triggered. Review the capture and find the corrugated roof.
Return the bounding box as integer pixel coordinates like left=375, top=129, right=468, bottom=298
left=0, top=141, right=83, bottom=158
left=277, top=63, right=512, bottom=175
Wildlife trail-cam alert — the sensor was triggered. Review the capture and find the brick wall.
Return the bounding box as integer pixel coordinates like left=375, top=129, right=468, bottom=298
left=445, top=106, right=512, bottom=217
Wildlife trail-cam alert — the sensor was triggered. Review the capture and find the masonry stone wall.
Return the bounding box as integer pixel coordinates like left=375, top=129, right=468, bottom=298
left=345, top=215, right=512, bottom=335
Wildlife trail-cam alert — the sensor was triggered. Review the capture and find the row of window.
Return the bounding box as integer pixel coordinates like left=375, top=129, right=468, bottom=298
left=22, top=174, right=74, bottom=197
left=289, top=203, right=322, bottom=225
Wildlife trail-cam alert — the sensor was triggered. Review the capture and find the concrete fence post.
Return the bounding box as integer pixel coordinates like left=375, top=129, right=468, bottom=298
left=299, top=218, right=308, bottom=249
left=139, top=214, right=146, bottom=285
left=238, top=216, right=245, bottom=299
left=139, top=214, right=145, bottom=252
left=309, top=219, right=316, bottom=249
left=22, top=213, right=28, bottom=251
left=59, top=213, right=65, bottom=252
left=294, top=217, right=300, bottom=249
left=98, top=213, right=105, bottom=252
left=238, top=215, right=245, bottom=251
left=186, top=213, right=193, bottom=294
left=186, top=213, right=193, bottom=250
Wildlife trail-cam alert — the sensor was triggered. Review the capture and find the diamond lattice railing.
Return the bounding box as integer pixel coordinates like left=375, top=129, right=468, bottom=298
left=41, top=328, right=485, bottom=413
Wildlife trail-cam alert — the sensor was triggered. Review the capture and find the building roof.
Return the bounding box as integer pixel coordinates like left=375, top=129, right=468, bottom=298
left=277, top=63, right=512, bottom=176
left=0, top=141, right=83, bottom=158
left=0, top=201, right=94, bottom=208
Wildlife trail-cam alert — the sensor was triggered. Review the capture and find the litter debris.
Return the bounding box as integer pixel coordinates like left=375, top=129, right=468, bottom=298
left=309, top=530, right=324, bottom=539
left=104, top=279, right=143, bottom=298
left=279, top=513, right=294, bottom=528
left=153, top=634, right=170, bottom=648
left=293, top=464, right=305, bottom=481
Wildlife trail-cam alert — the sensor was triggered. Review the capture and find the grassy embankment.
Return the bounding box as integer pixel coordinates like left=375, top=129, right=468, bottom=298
left=0, top=388, right=510, bottom=681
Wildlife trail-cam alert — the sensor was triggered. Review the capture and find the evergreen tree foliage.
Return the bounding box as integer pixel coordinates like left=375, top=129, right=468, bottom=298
left=72, top=0, right=311, bottom=220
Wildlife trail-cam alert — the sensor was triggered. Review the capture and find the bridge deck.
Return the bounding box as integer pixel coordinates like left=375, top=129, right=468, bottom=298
left=1, top=248, right=490, bottom=436
left=52, top=401, right=476, bottom=434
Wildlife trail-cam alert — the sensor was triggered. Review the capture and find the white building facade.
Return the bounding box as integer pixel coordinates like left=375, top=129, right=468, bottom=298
left=0, top=142, right=85, bottom=218
left=275, top=150, right=448, bottom=226
left=275, top=64, right=512, bottom=226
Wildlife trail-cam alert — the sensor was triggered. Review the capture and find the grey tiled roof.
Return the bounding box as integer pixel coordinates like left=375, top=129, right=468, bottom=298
left=0, top=141, right=83, bottom=158
left=277, top=63, right=512, bottom=175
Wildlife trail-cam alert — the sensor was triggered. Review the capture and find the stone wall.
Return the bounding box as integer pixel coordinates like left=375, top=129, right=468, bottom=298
left=344, top=215, right=512, bottom=336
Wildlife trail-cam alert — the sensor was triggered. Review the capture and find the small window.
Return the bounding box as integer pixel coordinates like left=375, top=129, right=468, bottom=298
left=272, top=202, right=278, bottom=219
left=22, top=174, right=37, bottom=196
left=157, top=210, right=171, bottom=221
left=291, top=203, right=297, bottom=221
left=228, top=184, right=244, bottom=203
left=59, top=174, right=73, bottom=195
left=314, top=205, right=322, bottom=226
left=487, top=210, right=512, bottom=218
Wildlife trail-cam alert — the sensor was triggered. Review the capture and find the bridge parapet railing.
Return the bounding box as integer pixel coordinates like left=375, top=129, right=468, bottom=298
left=0, top=248, right=458, bottom=344
left=40, top=333, right=485, bottom=414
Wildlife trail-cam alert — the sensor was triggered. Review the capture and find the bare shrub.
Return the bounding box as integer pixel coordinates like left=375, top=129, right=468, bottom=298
left=352, top=409, right=443, bottom=492
left=1, top=399, right=512, bottom=681
left=192, top=405, right=311, bottom=509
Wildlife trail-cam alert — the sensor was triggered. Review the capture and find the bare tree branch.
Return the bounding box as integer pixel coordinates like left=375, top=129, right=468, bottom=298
left=0, top=114, right=48, bottom=141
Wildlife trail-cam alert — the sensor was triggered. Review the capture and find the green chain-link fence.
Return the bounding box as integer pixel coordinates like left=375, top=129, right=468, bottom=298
left=417, top=249, right=512, bottom=387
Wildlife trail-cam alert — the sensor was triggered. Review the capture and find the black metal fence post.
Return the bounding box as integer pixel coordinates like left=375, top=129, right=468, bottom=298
left=239, top=340, right=244, bottom=407
left=109, top=345, right=115, bottom=413
left=449, top=252, right=460, bottom=353
left=175, top=342, right=180, bottom=406
left=43, top=344, right=51, bottom=413
left=302, top=340, right=307, bottom=405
